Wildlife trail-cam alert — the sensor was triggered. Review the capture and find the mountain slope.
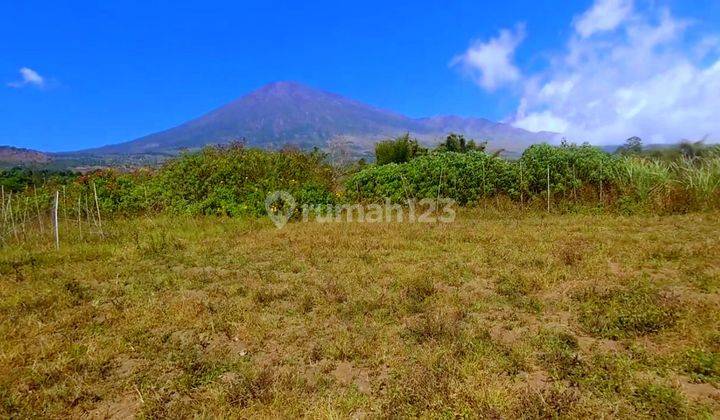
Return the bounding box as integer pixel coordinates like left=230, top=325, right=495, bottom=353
left=0, top=146, right=52, bottom=165
left=86, top=82, right=555, bottom=155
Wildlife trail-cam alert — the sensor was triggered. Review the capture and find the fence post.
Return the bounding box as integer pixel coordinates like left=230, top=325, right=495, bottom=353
left=34, top=186, right=44, bottom=234
left=93, top=182, right=104, bottom=238
left=77, top=195, right=83, bottom=240
left=9, top=193, right=18, bottom=240
left=53, top=191, right=60, bottom=250
left=62, top=185, right=68, bottom=220
left=547, top=165, right=551, bottom=213
left=21, top=196, right=29, bottom=237
left=2, top=192, right=7, bottom=234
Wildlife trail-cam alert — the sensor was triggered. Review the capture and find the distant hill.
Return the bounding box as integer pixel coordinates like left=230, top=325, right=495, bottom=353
left=0, top=146, right=52, bottom=166
left=80, top=81, right=557, bottom=156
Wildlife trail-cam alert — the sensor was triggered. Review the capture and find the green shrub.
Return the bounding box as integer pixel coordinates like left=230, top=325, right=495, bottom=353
left=0, top=167, right=78, bottom=193
left=80, top=169, right=159, bottom=215
left=346, top=151, right=517, bottom=204
left=154, top=144, right=335, bottom=216
left=348, top=143, right=623, bottom=206
left=436, top=133, right=486, bottom=153
left=518, top=143, right=617, bottom=195
left=375, top=133, right=427, bottom=165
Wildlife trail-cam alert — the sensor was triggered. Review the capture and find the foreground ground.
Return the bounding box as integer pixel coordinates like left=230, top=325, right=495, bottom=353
left=1, top=210, right=719, bottom=418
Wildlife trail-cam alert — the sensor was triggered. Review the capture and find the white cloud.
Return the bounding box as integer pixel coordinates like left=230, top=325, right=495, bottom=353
left=454, top=0, right=720, bottom=144
left=514, top=103, right=569, bottom=133
left=574, top=0, right=634, bottom=38
left=450, top=24, right=525, bottom=91
left=8, top=67, right=45, bottom=88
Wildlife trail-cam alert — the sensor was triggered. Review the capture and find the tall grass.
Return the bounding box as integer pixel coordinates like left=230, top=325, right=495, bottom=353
left=672, top=157, right=720, bottom=209
left=613, top=156, right=720, bottom=212
left=613, top=157, right=673, bottom=209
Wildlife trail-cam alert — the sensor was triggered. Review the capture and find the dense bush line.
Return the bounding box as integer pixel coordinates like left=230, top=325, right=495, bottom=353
left=346, top=144, right=617, bottom=202
left=119, top=145, right=335, bottom=216
left=346, top=143, right=720, bottom=212
left=2, top=142, right=720, bottom=223
left=0, top=145, right=337, bottom=221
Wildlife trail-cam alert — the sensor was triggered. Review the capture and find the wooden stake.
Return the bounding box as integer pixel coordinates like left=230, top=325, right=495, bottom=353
left=21, top=196, right=29, bottom=237
left=2, top=194, right=8, bottom=230
left=85, top=194, right=92, bottom=225
left=546, top=165, right=551, bottom=213
left=92, top=182, right=104, bottom=238
left=53, top=191, right=59, bottom=250
left=8, top=193, right=18, bottom=241
left=62, top=185, right=68, bottom=220
left=77, top=195, right=83, bottom=240
left=34, top=186, right=44, bottom=234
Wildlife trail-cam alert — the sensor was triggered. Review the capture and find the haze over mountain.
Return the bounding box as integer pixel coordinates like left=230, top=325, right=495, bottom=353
left=81, top=81, right=556, bottom=156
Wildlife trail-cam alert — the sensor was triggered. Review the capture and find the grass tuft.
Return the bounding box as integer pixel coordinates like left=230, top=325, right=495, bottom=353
left=575, top=280, right=681, bottom=339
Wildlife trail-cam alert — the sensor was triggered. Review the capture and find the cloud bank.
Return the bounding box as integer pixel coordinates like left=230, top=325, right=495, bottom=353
left=8, top=67, right=45, bottom=89
left=454, top=0, right=720, bottom=144
left=450, top=24, right=526, bottom=91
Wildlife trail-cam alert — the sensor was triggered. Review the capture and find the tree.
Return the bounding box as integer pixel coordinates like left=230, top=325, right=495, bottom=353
left=679, top=137, right=710, bottom=159
left=374, top=133, right=427, bottom=165
left=619, top=136, right=643, bottom=155
left=327, top=136, right=354, bottom=167
left=437, top=133, right=487, bottom=153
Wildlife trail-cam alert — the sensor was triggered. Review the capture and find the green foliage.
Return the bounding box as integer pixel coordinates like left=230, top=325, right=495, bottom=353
left=618, top=136, right=643, bottom=155
left=374, top=133, right=427, bottom=165
left=0, top=146, right=336, bottom=220
left=519, top=143, right=617, bottom=194
left=154, top=144, right=335, bottom=216
left=3, top=141, right=720, bottom=220
left=79, top=169, right=160, bottom=215
left=436, top=133, right=487, bottom=153
left=613, top=157, right=673, bottom=204
left=623, top=140, right=720, bottom=162
left=0, top=167, right=78, bottom=192
left=672, top=157, right=720, bottom=208
left=684, top=349, right=720, bottom=384
left=346, top=151, right=516, bottom=204
left=348, top=143, right=619, bottom=204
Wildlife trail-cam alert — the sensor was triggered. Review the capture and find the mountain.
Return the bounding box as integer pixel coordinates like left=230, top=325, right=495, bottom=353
left=83, top=81, right=556, bottom=156
left=0, top=146, right=52, bottom=166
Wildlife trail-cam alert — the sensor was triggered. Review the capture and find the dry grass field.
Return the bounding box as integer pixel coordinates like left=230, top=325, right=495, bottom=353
left=1, top=210, right=719, bottom=417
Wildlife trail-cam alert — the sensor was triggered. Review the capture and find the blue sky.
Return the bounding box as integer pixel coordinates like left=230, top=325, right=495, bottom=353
left=2, top=0, right=720, bottom=151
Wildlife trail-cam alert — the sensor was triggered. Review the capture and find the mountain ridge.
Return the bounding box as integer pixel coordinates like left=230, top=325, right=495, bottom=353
left=79, top=81, right=557, bottom=155
left=0, top=146, right=52, bottom=165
